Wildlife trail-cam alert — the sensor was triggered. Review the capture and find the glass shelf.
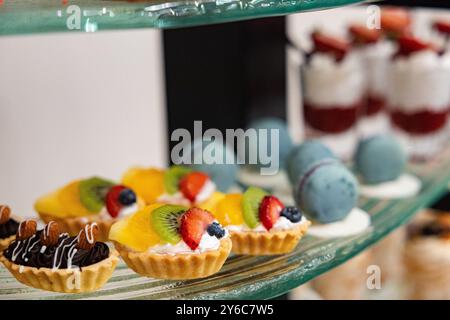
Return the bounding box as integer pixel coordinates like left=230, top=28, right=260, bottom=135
left=0, top=0, right=366, bottom=35
left=1, top=148, right=450, bottom=299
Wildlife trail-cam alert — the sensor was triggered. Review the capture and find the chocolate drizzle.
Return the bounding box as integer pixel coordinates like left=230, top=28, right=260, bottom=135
left=4, top=230, right=109, bottom=270
left=0, top=219, right=19, bottom=240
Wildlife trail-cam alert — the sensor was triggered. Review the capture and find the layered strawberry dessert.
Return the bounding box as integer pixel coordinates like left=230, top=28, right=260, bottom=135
left=387, top=35, right=450, bottom=159
left=302, top=31, right=365, bottom=159
left=349, top=25, right=394, bottom=137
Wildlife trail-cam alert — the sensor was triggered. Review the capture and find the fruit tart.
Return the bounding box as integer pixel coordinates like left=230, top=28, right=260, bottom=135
left=122, top=165, right=222, bottom=208
left=109, top=204, right=231, bottom=279
left=214, top=187, right=310, bottom=255
left=0, top=205, right=20, bottom=251
left=34, top=177, right=145, bottom=241
left=0, top=220, right=119, bottom=293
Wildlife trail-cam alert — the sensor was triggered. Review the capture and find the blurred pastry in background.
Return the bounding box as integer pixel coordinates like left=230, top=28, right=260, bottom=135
left=0, top=205, right=19, bottom=251
left=349, top=24, right=393, bottom=137
left=404, top=209, right=450, bottom=299
left=380, top=7, right=412, bottom=40
left=354, top=135, right=421, bottom=199
left=312, top=251, right=372, bottom=300
left=35, top=177, right=144, bottom=241
left=302, top=31, right=364, bottom=160
left=387, top=35, right=450, bottom=160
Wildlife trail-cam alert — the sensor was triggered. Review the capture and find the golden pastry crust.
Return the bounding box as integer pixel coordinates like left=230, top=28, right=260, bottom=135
left=39, top=212, right=113, bottom=242
left=0, top=235, right=15, bottom=252
left=114, top=237, right=232, bottom=280
left=229, top=221, right=310, bottom=255
left=0, top=249, right=119, bottom=293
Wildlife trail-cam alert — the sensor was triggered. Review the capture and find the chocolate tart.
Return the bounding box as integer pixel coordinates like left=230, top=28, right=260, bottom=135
left=0, top=205, right=20, bottom=251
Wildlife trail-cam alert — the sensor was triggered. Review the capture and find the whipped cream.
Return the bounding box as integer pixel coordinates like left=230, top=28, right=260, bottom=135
left=98, top=203, right=139, bottom=220
left=195, top=180, right=216, bottom=203
left=303, top=52, right=365, bottom=106
left=388, top=50, right=450, bottom=112
left=227, top=216, right=308, bottom=233
left=356, top=41, right=395, bottom=97
left=149, top=228, right=228, bottom=255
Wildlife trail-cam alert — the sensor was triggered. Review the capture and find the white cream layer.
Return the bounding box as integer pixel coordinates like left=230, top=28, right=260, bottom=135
left=226, top=216, right=308, bottom=233
left=388, top=50, right=450, bottom=112
left=303, top=52, right=365, bottom=106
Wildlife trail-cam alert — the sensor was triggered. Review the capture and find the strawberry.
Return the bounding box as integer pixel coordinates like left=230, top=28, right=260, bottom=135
left=381, top=8, right=411, bottom=35
left=259, top=195, right=284, bottom=231
left=311, top=31, right=350, bottom=62
left=348, top=24, right=381, bottom=45
left=105, top=185, right=126, bottom=218
left=179, top=172, right=209, bottom=202
left=433, top=20, right=450, bottom=36
left=396, top=35, right=432, bottom=57
left=180, top=207, right=214, bottom=250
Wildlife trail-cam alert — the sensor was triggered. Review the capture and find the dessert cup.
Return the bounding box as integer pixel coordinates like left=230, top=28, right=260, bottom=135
left=109, top=204, right=231, bottom=279
left=1, top=221, right=119, bottom=293
left=35, top=177, right=144, bottom=241
left=387, top=38, right=450, bottom=160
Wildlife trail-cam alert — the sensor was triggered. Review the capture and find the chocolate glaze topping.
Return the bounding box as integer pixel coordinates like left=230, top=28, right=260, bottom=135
left=0, top=219, right=19, bottom=240
left=4, top=230, right=109, bottom=270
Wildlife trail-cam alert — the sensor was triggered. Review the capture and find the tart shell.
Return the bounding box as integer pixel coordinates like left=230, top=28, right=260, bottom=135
left=0, top=249, right=119, bottom=293
left=38, top=212, right=113, bottom=242
left=114, top=237, right=232, bottom=280
left=230, top=222, right=310, bottom=255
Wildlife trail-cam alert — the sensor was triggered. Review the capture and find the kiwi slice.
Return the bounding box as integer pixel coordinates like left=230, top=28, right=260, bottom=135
left=242, top=187, right=268, bottom=228
left=79, top=177, right=115, bottom=212
left=164, top=166, right=192, bottom=195
left=151, top=204, right=187, bottom=244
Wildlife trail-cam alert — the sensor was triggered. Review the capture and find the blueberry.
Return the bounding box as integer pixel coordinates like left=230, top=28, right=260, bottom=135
left=118, top=189, right=137, bottom=206
left=207, top=222, right=225, bottom=239
left=280, top=206, right=302, bottom=223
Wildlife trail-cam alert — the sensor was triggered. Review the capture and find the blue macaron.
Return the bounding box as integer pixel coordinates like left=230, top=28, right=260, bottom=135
left=245, top=117, right=293, bottom=170
left=294, top=159, right=359, bottom=223
left=189, top=138, right=238, bottom=192
left=287, top=140, right=336, bottom=185
left=354, top=135, right=407, bottom=184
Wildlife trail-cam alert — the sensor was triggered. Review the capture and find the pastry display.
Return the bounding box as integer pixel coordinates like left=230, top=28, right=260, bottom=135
left=34, top=177, right=144, bottom=241
left=109, top=204, right=231, bottom=279
left=387, top=35, right=450, bottom=160
left=213, top=187, right=310, bottom=255
left=0, top=205, right=19, bottom=251
left=0, top=221, right=119, bottom=293
left=122, top=165, right=219, bottom=208
left=349, top=24, right=393, bottom=137
left=404, top=210, right=450, bottom=299
left=302, top=31, right=364, bottom=159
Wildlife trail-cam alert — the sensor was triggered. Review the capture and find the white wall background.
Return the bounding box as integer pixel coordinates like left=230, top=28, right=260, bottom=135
left=0, top=30, right=167, bottom=217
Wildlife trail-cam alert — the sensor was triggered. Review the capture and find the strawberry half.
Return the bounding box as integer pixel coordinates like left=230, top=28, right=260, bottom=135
left=349, top=24, right=381, bottom=45
left=105, top=185, right=126, bottom=218
left=433, top=20, right=450, bottom=36
left=311, top=31, right=350, bottom=62
left=179, top=172, right=209, bottom=202
left=396, top=35, right=432, bottom=58
left=180, top=207, right=215, bottom=250
left=259, top=195, right=284, bottom=231
left=381, top=8, right=411, bottom=35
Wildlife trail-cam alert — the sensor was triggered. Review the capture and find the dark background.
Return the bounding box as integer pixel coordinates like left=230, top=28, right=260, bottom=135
left=163, top=1, right=450, bottom=158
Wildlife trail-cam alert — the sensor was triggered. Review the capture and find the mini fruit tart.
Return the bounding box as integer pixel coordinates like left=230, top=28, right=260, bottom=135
left=109, top=204, right=231, bottom=279
left=122, top=165, right=222, bottom=209
left=34, top=177, right=145, bottom=241
left=0, top=220, right=119, bottom=293
left=0, top=205, right=20, bottom=251
left=214, top=187, right=310, bottom=255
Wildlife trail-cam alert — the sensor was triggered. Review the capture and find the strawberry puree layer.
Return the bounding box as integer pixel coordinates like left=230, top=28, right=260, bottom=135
left=390, top=108, right=450, bottom=134
left=304, top=100, right=363, bottom=133
left=366, top=95, right=386, bottom=116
